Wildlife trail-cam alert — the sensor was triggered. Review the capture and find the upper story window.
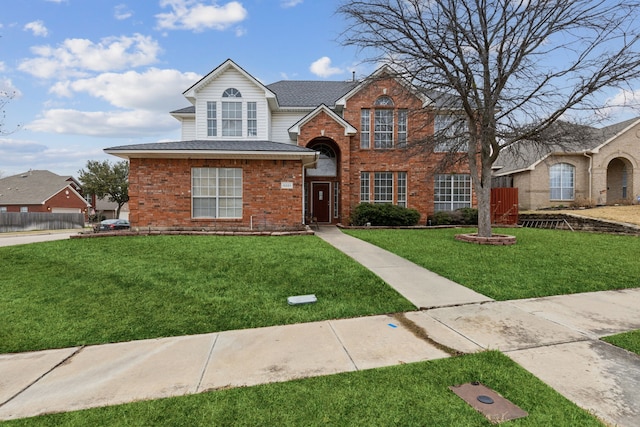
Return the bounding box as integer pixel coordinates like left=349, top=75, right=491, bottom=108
left=434, top=114, right=467, bottom=152
left=375, top=96, right=394, bottom=107
left=207, top=101, right=217, bottom=137
left=360, top=96, right=408, bottom=150
left=222, top=88, right=242, bottom=98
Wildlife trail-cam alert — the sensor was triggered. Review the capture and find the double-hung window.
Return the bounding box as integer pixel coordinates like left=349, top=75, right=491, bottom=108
left=549, top=163, right=574, bottom=201
left=434, top=174, right=472, bottom=211
left=374, top=110, right=394, bottom=149
left=397, top=172, right=407, bottom=207
left=397, top=109, right=407, bottom=148
left=192, top=168, right=242, bottom=218
left=207, top=102, right=217, bottom=137
left=434, top=114, right=466, bottom=152
left=247, top=102, right=257, bottom=137
left=360, top=109, right=370, bottom=149
left=222, top=88, right=243, bottom=137
left=360, top=172, right=371, bottom=203
left=374, top=172, right=394, bottom=203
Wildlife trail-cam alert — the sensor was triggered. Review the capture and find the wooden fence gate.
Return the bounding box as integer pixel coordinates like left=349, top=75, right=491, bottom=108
left=491, top=188, right=519, bottom=225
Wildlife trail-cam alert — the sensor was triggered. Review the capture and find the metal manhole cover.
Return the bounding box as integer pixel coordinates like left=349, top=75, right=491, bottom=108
left=449, top=382, right=528, bottom=424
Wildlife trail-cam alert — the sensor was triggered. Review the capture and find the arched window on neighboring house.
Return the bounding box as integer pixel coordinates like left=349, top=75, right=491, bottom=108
left=549, top=163, right=575, bottom=201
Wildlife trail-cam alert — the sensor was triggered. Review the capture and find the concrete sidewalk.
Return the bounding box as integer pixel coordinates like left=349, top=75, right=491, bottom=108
left=314, top=226, right=493, bottom=308
left=0, top=227, right=639, bottom=425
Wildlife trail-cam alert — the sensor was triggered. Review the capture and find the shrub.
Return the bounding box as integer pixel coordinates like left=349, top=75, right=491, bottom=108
left=427, top=208, right=478, bottom=225
left=350, top=203, right=421, bottom=226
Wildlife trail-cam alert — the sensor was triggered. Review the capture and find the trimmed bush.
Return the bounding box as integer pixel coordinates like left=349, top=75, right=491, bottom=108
left=350, top=203, right=421, bottom=226
left=428, top=208, right=478, bottom=225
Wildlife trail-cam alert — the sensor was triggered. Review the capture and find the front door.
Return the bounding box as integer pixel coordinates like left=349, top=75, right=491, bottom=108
left=312, top=182, right=331, bottom=223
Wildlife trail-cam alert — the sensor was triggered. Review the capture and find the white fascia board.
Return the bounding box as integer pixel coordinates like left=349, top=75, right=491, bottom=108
left=335, top=64, right=430, bottom=108
left=43, top=184, right=90, bottom=207
left=182, top=59, right=278, bottom=106
left=288, top=104, right=357, bottom=138
left=591, top=118, right=640, bottom=154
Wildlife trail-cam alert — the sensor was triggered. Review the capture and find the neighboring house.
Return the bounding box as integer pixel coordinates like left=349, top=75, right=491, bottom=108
left=84, top=194, right=130, bottom=220
left=0, top=170, right=89, bottom=214
left=494, top=118, right=640, bottom=210
left=105, top=59, right=473, bottom=231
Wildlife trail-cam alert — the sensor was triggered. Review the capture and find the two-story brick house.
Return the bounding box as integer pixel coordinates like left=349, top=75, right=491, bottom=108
left=105, top=59, right=473, bottom=231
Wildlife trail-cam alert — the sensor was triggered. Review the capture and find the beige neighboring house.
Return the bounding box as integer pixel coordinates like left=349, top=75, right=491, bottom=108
left=494, top=117, right=640, bottom=210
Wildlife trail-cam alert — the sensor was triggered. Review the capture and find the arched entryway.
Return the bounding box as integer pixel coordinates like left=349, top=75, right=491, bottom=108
left=305, top=138, right=341, bottom=224
left=606, top=157, right=633, bottom=203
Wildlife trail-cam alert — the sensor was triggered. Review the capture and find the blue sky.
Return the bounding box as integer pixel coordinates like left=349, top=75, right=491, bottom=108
left=1, top=0, right=367, bottom=177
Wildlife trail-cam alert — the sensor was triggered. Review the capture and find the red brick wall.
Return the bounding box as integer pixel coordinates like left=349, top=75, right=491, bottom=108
left=129, top=158, right=305, bottom=230
left=298, top=75, right=473, bottom=224
left=1, top=188, right=87, bottom=213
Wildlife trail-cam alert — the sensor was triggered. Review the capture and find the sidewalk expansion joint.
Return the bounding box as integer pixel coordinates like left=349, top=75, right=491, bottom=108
left=196, top=334, right=219, bottom=393
left=418, top=300, right=494, bottom=311
left=327, top=321, right=359, bottom=371
left=501, top=337, right=593, bottom=353
left=392, top=313, right=465, bottom=357
left=0, top=346, right=85, bottom=408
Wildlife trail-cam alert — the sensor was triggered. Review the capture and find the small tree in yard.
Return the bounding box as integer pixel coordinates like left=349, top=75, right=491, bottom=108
left=338, top=0, right=640, bottom=238
left=79, top=160, right=129, bottom=219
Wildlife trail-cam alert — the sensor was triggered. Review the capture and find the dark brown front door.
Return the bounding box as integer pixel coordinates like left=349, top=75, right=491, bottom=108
left=312, top=182, right=331, bottom=223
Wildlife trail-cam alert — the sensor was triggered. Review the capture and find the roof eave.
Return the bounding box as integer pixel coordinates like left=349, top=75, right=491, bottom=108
left=105, top=149, right=319, bottom=166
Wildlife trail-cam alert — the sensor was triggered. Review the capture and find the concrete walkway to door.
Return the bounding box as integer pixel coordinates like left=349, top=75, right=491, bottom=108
left=314, top=226, right=493, bottom=308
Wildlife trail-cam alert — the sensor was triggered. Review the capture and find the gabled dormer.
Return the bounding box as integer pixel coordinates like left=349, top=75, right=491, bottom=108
left=173, top=59, right=278, bottom=141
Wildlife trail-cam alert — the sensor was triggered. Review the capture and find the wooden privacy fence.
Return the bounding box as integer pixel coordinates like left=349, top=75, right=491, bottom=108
left=491, top=188, right=519, bottom=225
left=0, top=213, right=85, bottom=232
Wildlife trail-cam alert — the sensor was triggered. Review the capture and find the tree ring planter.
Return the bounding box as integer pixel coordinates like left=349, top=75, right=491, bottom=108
left=455, top=233, right=517, bottom=245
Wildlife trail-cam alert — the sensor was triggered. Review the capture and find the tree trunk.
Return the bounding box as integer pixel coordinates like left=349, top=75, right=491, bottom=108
left=476, top=178, right=492, bottom=237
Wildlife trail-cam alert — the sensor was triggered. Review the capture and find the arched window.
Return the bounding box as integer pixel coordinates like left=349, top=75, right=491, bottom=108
left=374, top=96, right=394, bottom=106
left=308, top=143, right=337, bottom=177
left=222, top=88, right=242, bottom=98
left=549, top=163, right=574, bottom=201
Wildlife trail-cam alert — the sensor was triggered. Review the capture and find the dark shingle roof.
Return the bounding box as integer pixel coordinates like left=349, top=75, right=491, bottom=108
left=495, top=117, right=640, bottom=175
left=170, top=106, right=195, bottom=114
left=0, top=170, right=78, bottom=205
left=105, top=140, right=317, bottom=153
left=266, top=81, right=359, bottom=108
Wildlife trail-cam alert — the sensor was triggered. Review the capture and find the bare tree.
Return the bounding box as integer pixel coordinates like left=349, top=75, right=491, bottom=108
left=338, top=0, right=640, bottom=237
left=0, top=90, right=20, bottom=136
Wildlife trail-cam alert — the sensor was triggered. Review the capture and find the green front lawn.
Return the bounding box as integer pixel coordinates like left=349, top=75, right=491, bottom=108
left=344, top=228, right=640, bottom=300
left=4, top=351, right=604, bottom=426
left=602, top=330, right=640, bottom=355
left=0, top=235, right=414, bottom=354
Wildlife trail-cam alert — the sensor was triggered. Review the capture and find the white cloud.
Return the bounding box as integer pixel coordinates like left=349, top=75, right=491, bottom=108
left=0, top=78, right=23, bottom=97
left=24, top=20, right=48, bottom=37
left=49, top=68, right=201, bottom=112
left=310, top=57, right=343, bottom=78
left=18, top=34, right=162, bottom=79
left=114, top=4, right=133, bottom=20
left=156, top=0, right=248, bottom=32
left=0, top=137, right=105, bottom=177
left=28, top=109, right=179, bottom=137
left=0, top=62, right=5, bottom=72
left=281, top=0, right=303, bottom=8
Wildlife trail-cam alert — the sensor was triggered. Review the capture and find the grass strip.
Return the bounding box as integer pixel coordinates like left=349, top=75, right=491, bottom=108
left=0, top=235, right=414, bottom=354
left=344, top=228, right=640, bottom=300
left=3, top=351, right=604, bottom=426
left=601, top=330, right=640, bottom=355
